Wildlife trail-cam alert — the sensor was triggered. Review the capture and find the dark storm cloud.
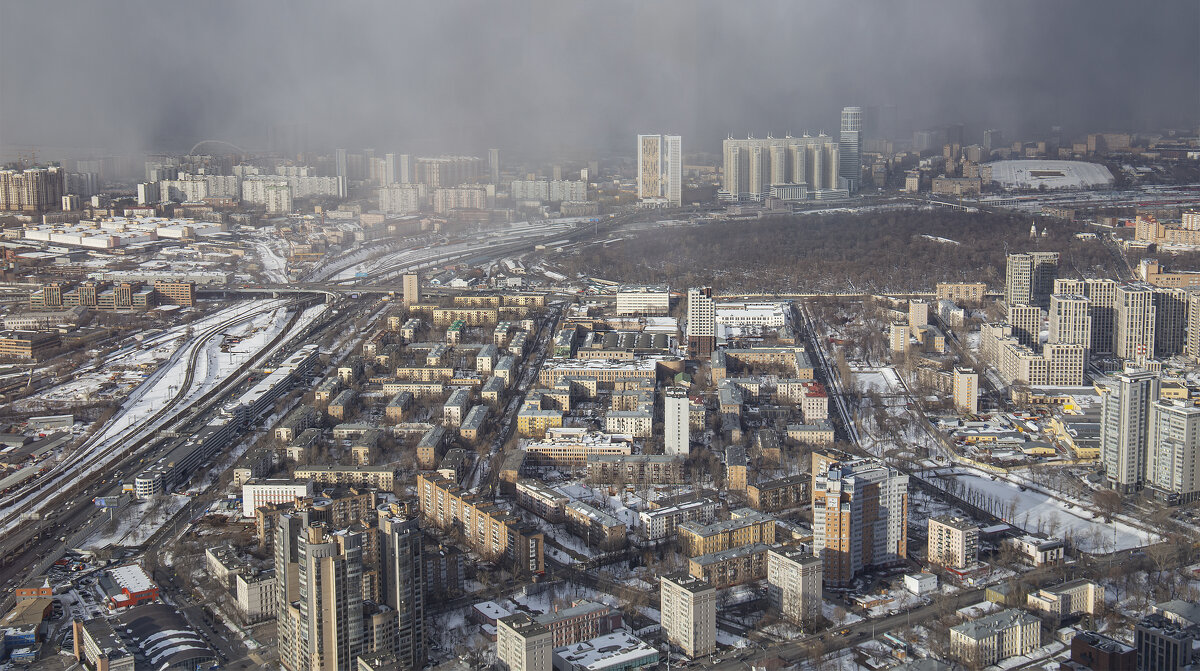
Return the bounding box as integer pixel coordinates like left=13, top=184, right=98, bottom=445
left=1, top=0, right=1196, bottom=159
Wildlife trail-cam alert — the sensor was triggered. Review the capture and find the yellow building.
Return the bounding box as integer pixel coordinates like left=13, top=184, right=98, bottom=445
left=678, top=508, right=776, bottom=557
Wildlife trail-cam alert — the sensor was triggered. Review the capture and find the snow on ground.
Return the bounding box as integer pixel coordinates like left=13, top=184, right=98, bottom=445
left=248, top=235, right=290, bottom=283
left=987, top=160, right=1115, bottom=190
left=715, top=629, right=750, bottom=648
left=931, top=470, right=1155, bottom=551
left=822, top=600, right=864, bottom=626
left=80, top=494, right=190, bottom=549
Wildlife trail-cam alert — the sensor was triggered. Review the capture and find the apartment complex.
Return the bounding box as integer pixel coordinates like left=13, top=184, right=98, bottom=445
left=1004, top=251, right=1059, bottom=307
left=1100, top=371, right=1160, bottom=493
left=416, top=472, right=544, bottom=574
left=496, top=613, right=553, bottom=671
left=636, top=134, right=682, bottom=207
left=678, top=508, right=776, bottom=557
left=814, top=459, right=908, bottom=586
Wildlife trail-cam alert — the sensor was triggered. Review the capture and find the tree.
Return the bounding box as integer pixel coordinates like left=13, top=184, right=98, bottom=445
left=1092, top=489, right=1124, bottom=522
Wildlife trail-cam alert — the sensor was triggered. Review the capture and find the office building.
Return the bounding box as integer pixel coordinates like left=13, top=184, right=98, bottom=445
left=497, top=613, right=553, bottom=671
left=952, top=367, right=978, bottom=415
left=1025, top=579, right=1103, bottom=620
left=1135, top=614, right=1196, bottom=671
left=766, top=547, right=822, bottom=626
left=686, top=287, right=716, bottom=357
left=660, top=573, right=716, bottom=658
left=402, top=274, right=419, bottom=307
left=1115, top=283, right=1156, bottom=361
left=950, top=609, right=1041, bottom=667
left=1100, top=370, right=1160, bottom=493
left=813, top=459, right=908, bottom=586
left=664, top=386, right=690, bottom=457
left=1147, top=400, right=1200, bottom=504
left=927, top=515, right=979, bottom=570
left=0, top=166, right=65, bottom=212
left=839, top=106, right=863, bottom=192
left=1005, top=252, right=1059, bottom=307
left=636, top=134, right=682, bottom=206
left=614, top=284, right=670, bottom=316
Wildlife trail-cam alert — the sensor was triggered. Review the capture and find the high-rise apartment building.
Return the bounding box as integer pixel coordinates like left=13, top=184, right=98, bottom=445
left=952, top=367, right=979, bottom=415
left=397, top=154, right=413, bottom=184
left=636, top=134, right=682, bottom=207
left=1115, top=283, right=1156, bottom=361
left=1101, top=370, right=1160, bottom=493
left=813, top=459, right=908, bottom=586
left=335, top=148, right=348, bottom=198
left=1008, top=304, right=1043, bottom=350
left=766, top=547, right=822, bottom=626
left=660, top=573, right=716, bottom=658
left=402, top=274, right=419, bottom=307
left=1005, top=252, right=1059, bottom=307
left=927, top=515, right=979, bottom=569
left=1048, top=294, right=1092, bottom=355
left=908, top=300, right=929, bottom=329
left=686, top=287, right=715, bottom=357
left=839, top=106, right=863, bottom=193
left=664, top=387, right=690, bottom=457
left=378, top=184, right=426, bottom=215
left=380, top=514, right=425, bottom=669
left=1186, top=291, right=1200, bottom=362
left=497, top=613, right=552, bottom=671
left=1153, top=287, right=1188, bottom=358
left=0, top=165, right=65, bottom=212
left=1055, top=278, right=1118, bottom=354
left=488, top=148, right=501, bottom=185
left=0, top=166, right=65, bottom=212
left=1147, top=400, right=1200, bottom=505
left=278, top=522, right=365, bottom=671
left=721, top=135, right=841, bottom=202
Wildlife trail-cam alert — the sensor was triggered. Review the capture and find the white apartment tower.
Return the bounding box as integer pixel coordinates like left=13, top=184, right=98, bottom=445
left=766, top=547, right=823, bottom=626
left=1100, top=370, right=1160, bottom=494
left=1147, top=400, right=1200, bottom=504
left=686, top=287, right=716, bottom=357
left=660, top=573, right=716, bottom=658
left=636, top=134, right=682, bottom=206
left=664, top=387, right=690, bottom=457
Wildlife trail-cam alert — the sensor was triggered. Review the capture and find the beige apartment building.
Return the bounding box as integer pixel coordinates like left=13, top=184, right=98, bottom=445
left=926, top=515, right=979, bottom=570
left=660, top=573, right=716, bottom=658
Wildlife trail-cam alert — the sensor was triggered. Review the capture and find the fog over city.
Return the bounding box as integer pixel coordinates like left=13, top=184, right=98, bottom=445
left=1, top=0, right=1197, bottom=159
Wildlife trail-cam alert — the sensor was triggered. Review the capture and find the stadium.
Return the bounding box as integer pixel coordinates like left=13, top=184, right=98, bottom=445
left=988, top=160, right=1115, bottom=190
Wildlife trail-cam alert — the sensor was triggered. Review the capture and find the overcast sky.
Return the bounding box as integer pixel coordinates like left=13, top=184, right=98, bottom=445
left=1, top=0, right=1197, bottom=160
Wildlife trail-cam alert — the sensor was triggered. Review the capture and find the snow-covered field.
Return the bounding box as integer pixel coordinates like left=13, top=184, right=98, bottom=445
left=932, top=470, right=1155, bottom=551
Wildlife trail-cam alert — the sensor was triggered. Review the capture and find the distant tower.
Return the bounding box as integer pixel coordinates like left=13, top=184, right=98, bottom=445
left=839, top=106, right=863, bottom=193
left=637, top=134, right=682, bottom=207
left=402, top=273, right=419, bottom=306
left=335, top=148, right=348, bottom=198
left=488, top=148, right=501, bottom=185
left=1030, top=223, right=1038, bottom=238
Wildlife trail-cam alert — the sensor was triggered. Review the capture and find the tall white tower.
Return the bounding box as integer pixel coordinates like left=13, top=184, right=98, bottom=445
left=664, top=386, right=690, bottom=456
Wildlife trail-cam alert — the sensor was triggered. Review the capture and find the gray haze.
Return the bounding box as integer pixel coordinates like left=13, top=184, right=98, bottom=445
left=1, top=0, right=1197, bottom=159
